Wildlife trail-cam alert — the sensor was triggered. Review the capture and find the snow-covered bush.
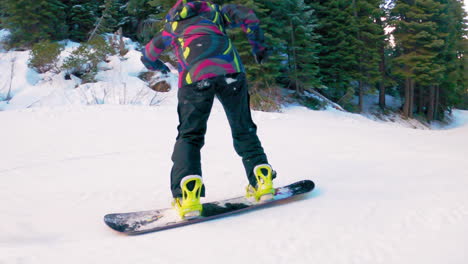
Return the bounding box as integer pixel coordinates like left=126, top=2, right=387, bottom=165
left=28, top=40, right=64, bottom=73
left=293, top=92, right=327, bottom=110
left=62, top=35, right=115, bottom=83
left=62, top=44, right=97, bottom=83
left=88, top=35, right=116, bottom=62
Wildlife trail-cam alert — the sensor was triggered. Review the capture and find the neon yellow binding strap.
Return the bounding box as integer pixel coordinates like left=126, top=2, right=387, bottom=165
left=246, top=165, right=275, bottom=202
left=173, top=175, right=203, bottom=219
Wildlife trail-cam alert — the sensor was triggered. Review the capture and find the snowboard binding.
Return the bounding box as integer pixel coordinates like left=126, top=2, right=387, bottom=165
left=173, top=175, right=203, bottom=219
left=246, top=164, right=275, bottom=202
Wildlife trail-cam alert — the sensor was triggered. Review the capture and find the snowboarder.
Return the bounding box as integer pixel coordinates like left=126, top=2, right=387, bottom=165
left=140, top=0, right=275, bottom=219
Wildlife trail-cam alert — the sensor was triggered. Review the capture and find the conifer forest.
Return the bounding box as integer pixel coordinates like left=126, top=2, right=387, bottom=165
left=0, top=0, right=466, bottom=121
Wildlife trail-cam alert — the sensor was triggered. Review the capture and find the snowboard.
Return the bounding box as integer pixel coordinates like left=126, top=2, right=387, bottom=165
left=104, top=180, right=314, bottom=235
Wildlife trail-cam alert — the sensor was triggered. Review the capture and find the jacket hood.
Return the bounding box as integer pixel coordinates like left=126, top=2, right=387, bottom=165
left=167, top=0, right=213, bottom=22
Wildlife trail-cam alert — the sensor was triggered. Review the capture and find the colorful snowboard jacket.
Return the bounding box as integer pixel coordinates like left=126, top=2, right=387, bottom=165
left=143, top=0, right=266, bottom=88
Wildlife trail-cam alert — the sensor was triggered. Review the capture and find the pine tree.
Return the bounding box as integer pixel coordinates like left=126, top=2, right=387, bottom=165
left=437, top=0, right=467, bottom=117
left=0, top=1, right=6, bottom=29
left=66, top=0, right=104, bottom=42
left=309, top=0, right=360, bottom=110
left=88, top=0, right=128, bottom=41
left=309, top=0, right=385, bottom=111
left=216, top=0, right=323, bottom=110
left=229, top=0, right=283, bottom=85
left=350, top=0, right=385, bottom=112
left=377, top=3, right=392, bottom=109
left=283, top=0, right=321, bottom=95
left=125, top=0, right=165, bottom=42
left=390, top=0, right=456, bottom=120
left=99, top=0, right=127, bottom=35
left=391, top=0, right=428, bottom=118
left=2, top=0, right=67, bottom=47
left=221, top=0, right=286, bottom=110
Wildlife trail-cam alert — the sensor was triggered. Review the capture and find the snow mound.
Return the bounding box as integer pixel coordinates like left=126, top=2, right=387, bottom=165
left=0, top=36, right=177, bottom=111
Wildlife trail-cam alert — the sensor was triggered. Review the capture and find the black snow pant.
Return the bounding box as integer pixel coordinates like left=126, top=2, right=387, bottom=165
left=170, top=73, right=268, bottom=198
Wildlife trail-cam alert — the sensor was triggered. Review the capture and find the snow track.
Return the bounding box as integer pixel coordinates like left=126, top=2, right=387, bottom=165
left=1, top=105, right=468, bottom=264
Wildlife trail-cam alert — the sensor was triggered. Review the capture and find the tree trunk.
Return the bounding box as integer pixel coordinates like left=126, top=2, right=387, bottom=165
left=290, top=19, right=301, bottom=95
left=88, top=15, right=104, bottom=42
left=379, top=83, right=385, bottom=108
left=403, top=78, right=415, bottom=118
left=377, top=16, right=386, bottom=109
left=434, top=85, right=440, bottom=120
left=378, top=66, right=386, bottom=109
left=353, top=0, right=364, bottom=112
left=427, top=85, right=435, bottom=121
left=359, top=81, right=364, bottom=112
left=403, top=78, right=410, bottom=118
left=418, top=85, right=424, bottom=115
left=409, top=78, right=415, bottom=118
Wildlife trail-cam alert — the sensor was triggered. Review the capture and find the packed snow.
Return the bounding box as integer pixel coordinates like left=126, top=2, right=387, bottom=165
left=1, top=35, right=468, bottom=264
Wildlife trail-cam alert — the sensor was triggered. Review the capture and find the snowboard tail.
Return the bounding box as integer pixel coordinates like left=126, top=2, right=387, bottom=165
left=104, top=180, right=314, bottom=235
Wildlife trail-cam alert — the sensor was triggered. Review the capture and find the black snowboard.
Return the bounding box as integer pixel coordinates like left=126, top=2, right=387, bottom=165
left=104, top=180, right=314, bottom=235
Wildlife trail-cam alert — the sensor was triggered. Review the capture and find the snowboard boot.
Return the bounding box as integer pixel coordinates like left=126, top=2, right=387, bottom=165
left=172, top=175, right=203, bottom=219
left=246, top=164, right=276, bottom=202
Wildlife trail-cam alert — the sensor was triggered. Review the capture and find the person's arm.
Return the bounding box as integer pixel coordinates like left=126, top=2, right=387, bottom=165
left=141, top=26, right=173, bottom=72
left=221, top=4, right=268, bottom=63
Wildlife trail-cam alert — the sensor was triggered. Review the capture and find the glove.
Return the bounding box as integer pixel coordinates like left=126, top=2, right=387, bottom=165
left=254, top=47, right=269, bottom=65
left=140, top=56, right=170, bottom=74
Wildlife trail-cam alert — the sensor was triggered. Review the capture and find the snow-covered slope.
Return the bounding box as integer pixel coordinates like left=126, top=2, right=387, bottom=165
left=1, top=33, right=468, bottom=264
left=1, top=103, right=468, bottom=264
